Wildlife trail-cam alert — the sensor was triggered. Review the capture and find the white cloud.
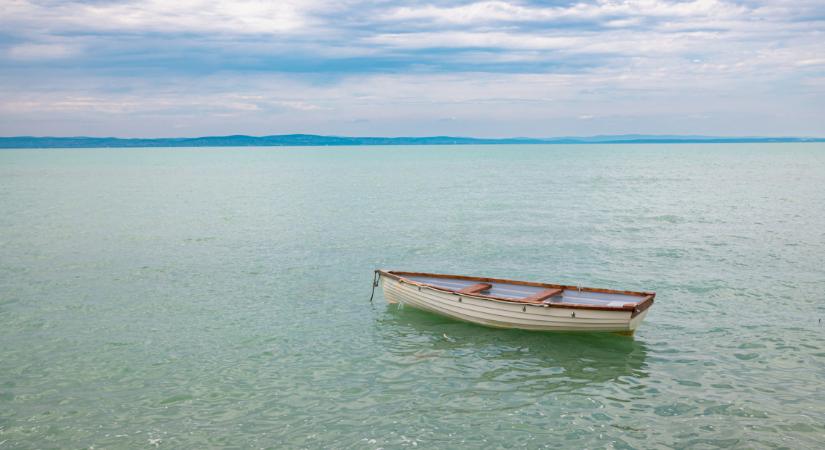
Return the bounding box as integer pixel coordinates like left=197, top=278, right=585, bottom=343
left=386, top=1, right=550, bottom=23
left=274, top=100, right=328, bottom=111
left=367, top=29, right=735, bottom=58
left=1, top=69, right=823, bottom=136
left=0, top=1, right=823, bottom=136
left=796, top=59, right=825, bottom=67
left=2, top=0, right=321, bottom=35
left=7, top=43, right=80, bottom=60
left=368, top=31, right=582, bottom=51
left=383, top=0, right=747, bottom=24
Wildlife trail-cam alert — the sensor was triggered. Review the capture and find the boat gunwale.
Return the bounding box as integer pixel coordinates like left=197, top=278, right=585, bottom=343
left=377, top=269, right=655, bottom=317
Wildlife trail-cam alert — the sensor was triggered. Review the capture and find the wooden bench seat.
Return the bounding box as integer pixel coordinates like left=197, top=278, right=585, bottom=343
left=520, top=288, right=563, bottom=303
left=456, top=283, right=493, bottom=295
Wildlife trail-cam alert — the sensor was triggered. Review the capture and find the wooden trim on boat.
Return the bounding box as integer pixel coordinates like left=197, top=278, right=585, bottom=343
left=376, top=269, right=656, bottom=313
left=377, top=270, right=655, bottom=297
left=631, top=295, right=655, bottom=318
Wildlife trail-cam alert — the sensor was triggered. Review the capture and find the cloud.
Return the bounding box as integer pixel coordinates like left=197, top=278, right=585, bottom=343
left=0, top=1, right=823, bottom=136
left=367, top=31, right=582, bottom=51
left=2, top=65, right=820, bottom=131
left=382, top=0, right=747, bottom=25
left=2, top=0, right=320, bottom=35
left=7, top=43, right=80, bottom=60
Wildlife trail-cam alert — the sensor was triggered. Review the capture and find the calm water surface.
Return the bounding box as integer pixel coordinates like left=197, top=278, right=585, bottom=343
left=1, top=144, right=824, bottom=448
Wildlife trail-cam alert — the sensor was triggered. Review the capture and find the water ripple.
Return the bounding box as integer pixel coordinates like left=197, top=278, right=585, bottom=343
left=2, top=144, right=825, bottom=448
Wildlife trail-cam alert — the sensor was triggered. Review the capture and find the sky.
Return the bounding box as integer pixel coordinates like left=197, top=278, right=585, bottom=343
left=1, top=0, right=823, bottom=138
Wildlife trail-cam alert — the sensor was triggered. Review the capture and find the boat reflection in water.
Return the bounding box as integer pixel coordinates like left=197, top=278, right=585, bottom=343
left=376, top=304, right=649, bottom=392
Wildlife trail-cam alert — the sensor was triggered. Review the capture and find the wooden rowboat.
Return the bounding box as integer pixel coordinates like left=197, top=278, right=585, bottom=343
left=376, top=270, right=655, bottom=334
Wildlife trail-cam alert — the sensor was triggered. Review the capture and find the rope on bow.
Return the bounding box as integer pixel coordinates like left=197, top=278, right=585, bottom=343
left=369, top=270, right=380, bottom=303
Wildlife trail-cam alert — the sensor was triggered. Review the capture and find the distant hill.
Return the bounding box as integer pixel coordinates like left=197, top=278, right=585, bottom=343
left=1, top=134, right=823, bottom=148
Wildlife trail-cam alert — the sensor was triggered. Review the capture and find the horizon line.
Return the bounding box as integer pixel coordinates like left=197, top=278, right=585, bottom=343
left=3, top=133, right=825, bottom=140
left=2, top=133, right=824, bottom=149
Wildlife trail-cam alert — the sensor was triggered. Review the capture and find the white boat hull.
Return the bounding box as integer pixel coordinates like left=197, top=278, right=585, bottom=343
left=382, top=276, right=647, bottom=333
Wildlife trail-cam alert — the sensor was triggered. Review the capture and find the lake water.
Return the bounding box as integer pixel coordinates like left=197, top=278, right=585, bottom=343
left=1, top=144, right=824, bottom=448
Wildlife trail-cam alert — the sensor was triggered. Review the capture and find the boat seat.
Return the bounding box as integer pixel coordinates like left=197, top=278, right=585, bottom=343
left=521, top=288, right=563, bottom=303
left=456, top=283, right=493, bottom=295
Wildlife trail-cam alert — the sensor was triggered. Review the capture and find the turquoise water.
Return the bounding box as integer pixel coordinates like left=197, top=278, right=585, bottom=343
left=1, top=144, right=824, bottom=448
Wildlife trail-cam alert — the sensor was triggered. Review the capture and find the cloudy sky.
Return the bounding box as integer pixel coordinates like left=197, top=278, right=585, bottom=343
left=1, top=0, right=823, bottom=137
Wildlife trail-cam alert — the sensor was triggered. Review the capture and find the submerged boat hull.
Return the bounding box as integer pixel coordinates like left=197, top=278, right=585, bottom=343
left=379, top=271, right=653, bottom=333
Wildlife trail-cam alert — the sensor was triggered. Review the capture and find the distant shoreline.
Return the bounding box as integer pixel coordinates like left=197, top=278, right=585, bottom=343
left=1, top=134, right=823, bottom=149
